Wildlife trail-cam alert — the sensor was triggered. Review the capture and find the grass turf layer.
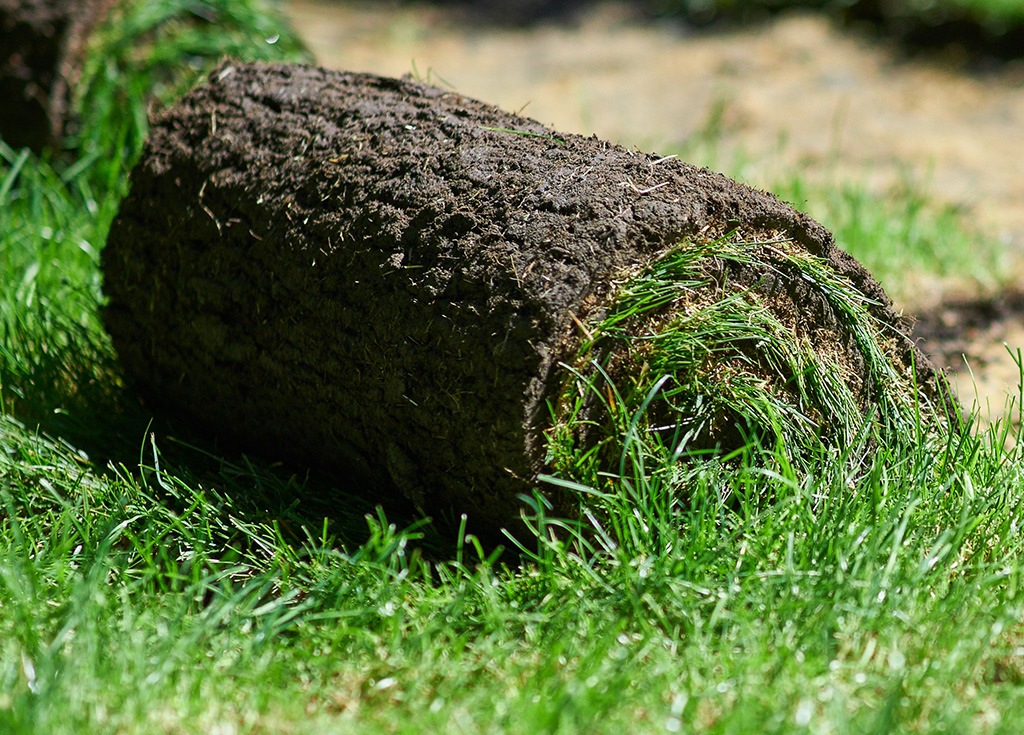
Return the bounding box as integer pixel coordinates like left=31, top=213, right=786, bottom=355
left=548, top=232, right=953, bottom=516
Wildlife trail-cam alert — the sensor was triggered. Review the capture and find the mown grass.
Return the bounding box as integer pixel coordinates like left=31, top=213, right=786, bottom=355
left=4, top=1, right=1024, bottom=733
left=546, top=232, right=952, bottom=508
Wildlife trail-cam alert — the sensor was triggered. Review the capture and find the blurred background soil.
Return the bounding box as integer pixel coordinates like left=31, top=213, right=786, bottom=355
left=283, top=0, right=1024, bottom=418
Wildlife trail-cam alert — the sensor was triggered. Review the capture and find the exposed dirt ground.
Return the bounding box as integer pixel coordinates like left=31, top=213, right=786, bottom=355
left=283, top=0, right=1024, bottom=419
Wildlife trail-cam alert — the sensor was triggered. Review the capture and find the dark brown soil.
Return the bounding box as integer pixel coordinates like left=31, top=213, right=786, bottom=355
left=915, top=291, right=1024, bottom=367
left=0, top=0, right=112, bottom=150
left=914, top=289, right=1024, bottom=418
left=102, top=61, right=941, bottom=538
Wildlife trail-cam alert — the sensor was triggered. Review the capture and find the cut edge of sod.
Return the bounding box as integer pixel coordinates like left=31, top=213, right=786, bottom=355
left=545, top=230, right=959, bottom=520
left=1, top=0, right=310, bottom=467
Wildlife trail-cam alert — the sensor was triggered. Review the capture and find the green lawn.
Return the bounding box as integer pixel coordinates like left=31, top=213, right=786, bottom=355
left=3, top=1, right=1024, bottom=732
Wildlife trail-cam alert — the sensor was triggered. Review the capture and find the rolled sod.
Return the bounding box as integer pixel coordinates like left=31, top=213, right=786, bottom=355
left=0, top=0, right=112, bottom=150
left=102, top=62, right=949, bottom=535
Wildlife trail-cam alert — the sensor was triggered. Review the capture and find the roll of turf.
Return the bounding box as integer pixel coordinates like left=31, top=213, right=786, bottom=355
left=102, top=62, right=949, bottom=537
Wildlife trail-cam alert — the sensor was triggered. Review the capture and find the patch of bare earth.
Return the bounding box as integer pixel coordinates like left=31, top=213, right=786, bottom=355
left=283, top=0, right=1024, bottom=420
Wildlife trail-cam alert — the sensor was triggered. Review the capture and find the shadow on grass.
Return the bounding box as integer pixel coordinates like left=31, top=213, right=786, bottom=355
left=0, top=314, right=466, bottom=559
